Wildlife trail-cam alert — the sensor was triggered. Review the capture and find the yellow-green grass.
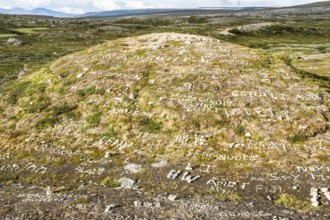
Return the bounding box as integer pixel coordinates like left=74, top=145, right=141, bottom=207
left=11, top=27, right=49, bottom=34
left=0, top=34, right=18, bottom=38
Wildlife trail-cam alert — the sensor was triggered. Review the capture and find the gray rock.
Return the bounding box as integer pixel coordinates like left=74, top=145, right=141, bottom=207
left=7, top=38, right=23, bottom=46
left=18, top=70, right=27, bottom=78
left=119, top=177, right=135, bottom=189
left=124, top=163, right=142, bottom=173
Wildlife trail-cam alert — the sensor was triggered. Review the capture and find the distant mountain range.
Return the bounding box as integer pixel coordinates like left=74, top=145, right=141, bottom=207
left=79, top=8, right=241, bottom=18
left=0, top=1, right=329, bottom=18
left=0, top=7, right=75, bottom=17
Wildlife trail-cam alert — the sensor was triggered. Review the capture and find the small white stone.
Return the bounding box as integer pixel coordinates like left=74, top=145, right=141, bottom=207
left=312, top=201, right=320, bottom=207
left=129, top=93, right=137, bottom=100
left=321, top=188, right=329, bottom=193
left=168, top=194, right=178, bottom=201
left=77, top=73, right=84, bottom=78
left=229, top=143, right=236, bottom=149
left=104, top=151, right=111, bottom=159
left=115, top=97, right=123, bottom=102
left=46, top=186, right=52, bottom=197
left=311, top=197, right=318, bottom=202
left=105, top=204, right=117, bottom=213
left=185, top=163, right=193, bottom=171
left=245, top=132, right=252, bottom=137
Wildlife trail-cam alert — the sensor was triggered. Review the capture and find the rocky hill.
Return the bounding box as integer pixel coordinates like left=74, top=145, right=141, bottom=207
left=0, top=33, right=329, bottom=219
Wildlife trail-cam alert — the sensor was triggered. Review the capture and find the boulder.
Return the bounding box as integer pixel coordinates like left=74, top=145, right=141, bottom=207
left=7, top=38, right=23, bottom=46
left=124, top=164, right=142, bottom=173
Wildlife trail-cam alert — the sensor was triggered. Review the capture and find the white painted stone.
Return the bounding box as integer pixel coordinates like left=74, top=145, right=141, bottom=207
left=312, top=201, right=320, bottom=207
left=321, top=188, right=329, bottom=193
left=115, top=97, right=123, bottom=102
left=77, top=73, right=84, bottom=78
left=105, top=204, right=117, bottom=213
left=185, top=163, right=193, bottom=171
left=129, top=93, right=137, bottom=100
left=245, top=132, right=252, bottom=137
left=104, top=151, right=111, bottom=159
left=167, top=170, right=181, bottom=179
left=168, top=194, right=178, bottom=201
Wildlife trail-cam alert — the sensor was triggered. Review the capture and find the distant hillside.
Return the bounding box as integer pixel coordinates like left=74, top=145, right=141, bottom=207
left=295, top=0, right=330, bottom=7
left=80, top=1, right=330, bottom=18
left=80, top=9, right=210, bottom=18
left=0, top=7, right=75, bottom=17
left=79, top=8, right=264, bottom=18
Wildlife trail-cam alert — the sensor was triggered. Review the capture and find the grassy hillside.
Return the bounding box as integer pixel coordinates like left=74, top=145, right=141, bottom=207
left=295, top=0, right=330, bottom=7
left=0, top=33, right=329, bottom=218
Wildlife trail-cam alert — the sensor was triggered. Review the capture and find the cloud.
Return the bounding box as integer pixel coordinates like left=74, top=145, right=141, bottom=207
left=92, top=1, right=121, bottom=11
left=0, top=0, right=322, bottom=13
left=60, top=7, right=85, bottom=14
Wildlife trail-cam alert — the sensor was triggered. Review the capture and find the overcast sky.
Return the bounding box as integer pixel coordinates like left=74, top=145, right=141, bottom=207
left=0, top=0, right=324, bottom=14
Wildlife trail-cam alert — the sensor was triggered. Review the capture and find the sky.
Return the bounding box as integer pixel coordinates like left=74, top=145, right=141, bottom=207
left=0, top=0, right=324, bottom=14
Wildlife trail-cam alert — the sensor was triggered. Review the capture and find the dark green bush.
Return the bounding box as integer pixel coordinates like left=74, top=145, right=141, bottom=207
left=77, top=86, right=105, bottom=97
left=35, top=103, right=79, bottom=130
left=139, top=117, right=161, bottom=133
left=52, top=103, right=78, bottom=117
left=288, top=132, right=309, bottom=143
left=234, top=125, right=246, bottom=136
left=26, top=96, right=51, bottom=113
left=35, top=114, right=60, bottom=130
left=187, top=16, right=208, bottom=24
left=86, top=112, right=102, bottom=127
left=7, top=81, right=30, bottom=105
